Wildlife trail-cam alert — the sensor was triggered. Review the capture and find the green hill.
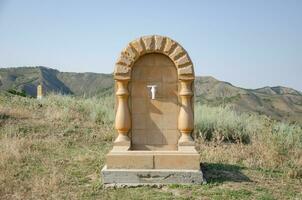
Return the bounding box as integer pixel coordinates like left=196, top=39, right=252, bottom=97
left=1, top=66, right=302, bottom=123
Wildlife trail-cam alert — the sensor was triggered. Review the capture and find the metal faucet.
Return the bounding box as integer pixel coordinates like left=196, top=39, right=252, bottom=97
left=147, top=85, right=157, bottom=100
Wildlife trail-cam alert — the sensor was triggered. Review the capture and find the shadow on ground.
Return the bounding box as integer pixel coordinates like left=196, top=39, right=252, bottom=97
left=201, top=162, right=251, bottom=184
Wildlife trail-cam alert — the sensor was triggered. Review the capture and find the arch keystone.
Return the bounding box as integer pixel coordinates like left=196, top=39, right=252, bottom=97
left=142, top=35, right=155, bottom=52
left=154, top=35, right=165, bottom=51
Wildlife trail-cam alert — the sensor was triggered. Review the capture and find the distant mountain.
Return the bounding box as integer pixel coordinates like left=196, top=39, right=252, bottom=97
left=1, top=66, right=302, bottom=123
left=195, top=76, right=302, bottom=123
left=0, top=66, right=113, bottom=97
left=255, top=86, right=302, bottom=96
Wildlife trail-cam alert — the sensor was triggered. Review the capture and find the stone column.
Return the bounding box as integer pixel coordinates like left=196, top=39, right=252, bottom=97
left=113, top=79, right=131, bottom=150
left=178, top=79, right=195, bottom=150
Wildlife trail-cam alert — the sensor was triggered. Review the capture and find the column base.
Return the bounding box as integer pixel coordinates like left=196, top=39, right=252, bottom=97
left=113, top=135, right=130, bottom=150
left=178, top=134, right=195, bottom=146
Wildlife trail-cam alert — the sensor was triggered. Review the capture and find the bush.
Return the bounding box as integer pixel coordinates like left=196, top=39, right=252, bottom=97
left=195, top=104, right=302, bottom=177
left=195, top=105, right=259, bottom=143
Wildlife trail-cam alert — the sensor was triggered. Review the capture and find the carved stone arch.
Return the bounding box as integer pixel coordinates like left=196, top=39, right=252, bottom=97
left=114, top=35, right=194, bottom=80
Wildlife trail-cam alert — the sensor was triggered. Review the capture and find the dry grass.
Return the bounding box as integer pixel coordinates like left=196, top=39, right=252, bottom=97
left=0, top=93, right=301, bottom=199
left=195, top=104, right=302, bottom=179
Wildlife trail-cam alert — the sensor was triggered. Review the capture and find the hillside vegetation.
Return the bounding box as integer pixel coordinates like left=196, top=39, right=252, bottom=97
left=0, top=93, right=301, bottom=199
left=1, top=66, right=302, bottom=124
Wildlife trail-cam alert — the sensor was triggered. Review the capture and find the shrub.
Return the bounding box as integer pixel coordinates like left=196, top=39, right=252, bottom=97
left=195, top=105, right=259, bottom=143
left=195, top=104, right=302, bottom=177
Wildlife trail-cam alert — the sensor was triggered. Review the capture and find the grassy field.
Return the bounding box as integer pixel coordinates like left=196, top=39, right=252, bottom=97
left=0, top=93, right=301, bottom=199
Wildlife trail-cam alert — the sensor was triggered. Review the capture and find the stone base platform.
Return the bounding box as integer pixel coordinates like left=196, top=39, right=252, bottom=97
left=102, top=150, right=202, bottom=186
left=106, top=150, right=200, bottom=170
left=101, top=165, right=204, bottom=187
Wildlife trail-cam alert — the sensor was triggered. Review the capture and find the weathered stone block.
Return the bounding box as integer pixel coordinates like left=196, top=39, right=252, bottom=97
left=106, top=153, right=153, bottom=169
left=178, top=65, right=194, bottom=75
left=154, top=154, right=200, bottom=170
left=101, top=166, right=204, bottom=186
left=131, top=39, right=145, bottom=54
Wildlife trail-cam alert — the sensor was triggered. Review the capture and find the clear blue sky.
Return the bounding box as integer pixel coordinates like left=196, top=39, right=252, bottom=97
left=0, top=0, right=301, bottom=90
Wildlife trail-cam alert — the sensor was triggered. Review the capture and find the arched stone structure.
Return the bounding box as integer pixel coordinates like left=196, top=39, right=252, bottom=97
left=113, top=35, right=195, bottom=150
left=102, top=35, right=203, bottom=186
